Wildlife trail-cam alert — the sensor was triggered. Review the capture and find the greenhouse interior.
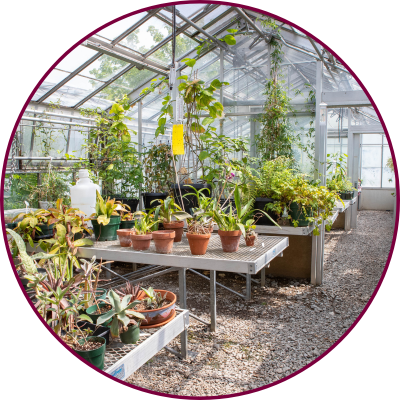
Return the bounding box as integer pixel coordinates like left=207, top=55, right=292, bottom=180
left=2, top=2, right=396, bottom=396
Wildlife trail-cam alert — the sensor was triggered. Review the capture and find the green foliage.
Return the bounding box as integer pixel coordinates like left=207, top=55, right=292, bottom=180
left=152, top=196, right=191, bottom=224
left=97, top=290, right=144, bottom=338
left=326, top=153, right=354, bottom=193
left=141, top=287, right=167, bottom=310
left=79, top=95, right=143, bottom=198
left=92, top=190, right=118, bottom=225
left=184, top=185, right=214, bottom=234
left=131, top=211, right=158, bottom=235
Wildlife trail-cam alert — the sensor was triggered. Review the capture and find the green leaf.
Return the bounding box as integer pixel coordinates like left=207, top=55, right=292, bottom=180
left=110, top=317, right=119, bottom=338
left=97, top=309, right=116, bottom=325
left=210, top=79, right=222, bottom=89
left=227, top=29, right=238, bottom=34
left=182, top=58, right=196, bottom=68
left=110, top=103, right=124, bottom=115
left=73, top=238, right=93, bottom=247
left=121, top=133, right=131, bottom=143
left=202, top=117, right=214, bottom=126
left=199, top=151, right=210, bottom=161
left=77, top=314, right=93, bottom=323
left=177, top=75, right=188, bottom=80
left=223, top=35, right=236, bottom=45
left=214, top=101, right=223, bottom=111
left=97, top=215, right=110, bottom=226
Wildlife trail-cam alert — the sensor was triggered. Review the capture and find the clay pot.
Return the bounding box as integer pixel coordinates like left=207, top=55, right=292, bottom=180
left=131, top=233, right=152, bottom=251
left=218, top=230, right=241, bottom=252
left=163, top=221, right=184, bottom=242
left=186, top=232, right=211, bottom=255
left=152, top=230, right=175, bottom=254
left=137, top=289, right=176, bottom=327
left=116, top=229, right=133, bottom=247
left=245, top=234, right=257, bottom=247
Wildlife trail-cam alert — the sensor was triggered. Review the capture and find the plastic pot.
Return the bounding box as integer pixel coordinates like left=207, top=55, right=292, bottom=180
left=113, top=197, right=139, bottom=213
left=119, top=323, right=140, bottom=344
left=119, top=220, right=135, bottom=230
left=288, top=203, right=313, bottom=227
left=34, top=223, right=55, bottom=240
left=92, top=215, right=121, bottom=241
left=116, top=229, right=133, bottom=247
left=95, top=288, right=107, bottom=301
left=142, top=192, right=168, bottom=210
left=245, top=235, right=257, bottom=247
left=6, top=222, right=17, bottom=230
left=86, top=302, right=113, bottom=326
left=137, top=289, right=176, bottom=326
left=74, top=336, right=106, bottom=370
left=163, top=220, right=184, bottom=242
left=131, top=233, right=152, bottom=251
left=253, top=197, right=277, bottom=225
left=340, top=191, right=354, bottom=200
left=171, top=183, right=212, bottom=213
left=218, top=230, right=241, bottom=252
left=77, top=320, right=110, bottom=345
left=152, top=230, right=175, bottom=254
left=186, top=232, right=211, bottom=255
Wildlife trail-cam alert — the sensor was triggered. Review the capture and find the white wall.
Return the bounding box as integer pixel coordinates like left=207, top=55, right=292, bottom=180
left=359, top=188, right=395, bottom=210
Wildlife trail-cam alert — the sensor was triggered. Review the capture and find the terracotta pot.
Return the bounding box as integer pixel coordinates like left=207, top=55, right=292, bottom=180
left=163, top=221, right=184, bottom=242
left=245, top=234, right=257, bottom=247
left=116, top=229, right=133, bottom=247
left=131, top=233, right=152, bottom=251
left=137, top=289, right=176, bottom=326
left=218, top=230, right=241, bottom=252
left=186, top=232, right=211, bottom=255
left=152, top=230, right=175, bottom=254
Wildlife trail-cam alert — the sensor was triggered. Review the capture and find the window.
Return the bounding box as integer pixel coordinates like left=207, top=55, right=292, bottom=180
left=360, top=134, right=394, bottom=188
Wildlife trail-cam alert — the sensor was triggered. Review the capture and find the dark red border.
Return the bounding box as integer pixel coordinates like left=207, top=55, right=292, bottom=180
left=1, top=1, right=398, bottom=399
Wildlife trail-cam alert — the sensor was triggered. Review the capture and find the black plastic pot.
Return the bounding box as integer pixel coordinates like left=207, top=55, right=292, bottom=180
left=77, top=320, right=111, bottom=345
left=142, top=192, right=168, bottom=210
left=340, top=191, right=355, bottom=200
left=253, top=197, right=277, bottom=225
left=171, top=183, right=212, bottom=213
left=289, top=202, right=313, bottom=227
left=33, top=223, right=55, bottom=241
left=113, top=196, right=139, bottom=213
left=6, top=222, right=17, bottom=230
left=219, top=198, right=236, bottom=213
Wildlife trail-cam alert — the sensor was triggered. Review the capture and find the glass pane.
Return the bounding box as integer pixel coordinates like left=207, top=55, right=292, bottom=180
left=56, top=46, right=98, bottom=72
left=195, top=5, right=230, bottom=28
left=80, top=55, right=129, bottom=81
left=97, top=12, right=147, bottom=41
left=32, top=70, right=70, bottom=101
left=361, top=167, right=381, bottom=187
left=382, top=146, right=395, bottom=187
left=362, top=134, right=383, bottom=144
left=362, top=146, right=382, bottom=168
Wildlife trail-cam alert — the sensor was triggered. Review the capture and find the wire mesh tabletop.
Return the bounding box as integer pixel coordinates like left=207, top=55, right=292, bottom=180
left=77, top=234, right=289, bottom=274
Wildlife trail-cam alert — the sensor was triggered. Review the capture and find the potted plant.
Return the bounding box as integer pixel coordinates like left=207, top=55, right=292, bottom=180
left=184, top=186, right=214, bottom=255
left=153, top=197, right=191, bottom=242
left=91, top=190, right=121, bottom=241
left=142, top=143, right=176, bottom=210
left=244, top=219, right=258, bottom=247
left=97, top=290, right=145, bottom=344
left=129, top=211, right=158, bottom=251
left=116, top=202, right=135, bottom=229
left=326, top=153, right=355, bottom=200
left=136, top=287, right=177, bottom=327
left=71, top=333, right=107, bottom=370
left=152, top=230, right=176, bottom=254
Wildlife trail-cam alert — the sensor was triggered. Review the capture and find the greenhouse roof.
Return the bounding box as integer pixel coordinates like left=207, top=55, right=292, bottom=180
left=29, top=3, right=364, bottom=119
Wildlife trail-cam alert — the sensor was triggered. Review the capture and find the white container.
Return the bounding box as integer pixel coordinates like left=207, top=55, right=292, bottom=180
left=70, top=169, right=100, bottom=226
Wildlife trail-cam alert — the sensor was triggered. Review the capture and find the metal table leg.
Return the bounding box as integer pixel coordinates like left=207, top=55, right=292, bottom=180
left=210, top=270, right=217, bottom=332
left=178, top=268, right=187, bottom=309
left=245, top=273, right=252, bottom=300
left=261, top=265, right=267, bottom=287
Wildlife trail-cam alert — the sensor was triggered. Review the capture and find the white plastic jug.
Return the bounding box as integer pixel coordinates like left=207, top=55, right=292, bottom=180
left=70, top=169, right=100, bottom=226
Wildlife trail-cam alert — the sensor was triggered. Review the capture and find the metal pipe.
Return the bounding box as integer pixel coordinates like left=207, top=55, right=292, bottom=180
left=233, top=7, right=268, bottom=42
left=21, top=116, right=93, bottom=128
left=24, top=110, right=96, bottom=122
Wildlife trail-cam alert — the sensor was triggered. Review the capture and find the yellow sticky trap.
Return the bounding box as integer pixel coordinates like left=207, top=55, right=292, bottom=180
left=172, top=124, right=184, bottom=155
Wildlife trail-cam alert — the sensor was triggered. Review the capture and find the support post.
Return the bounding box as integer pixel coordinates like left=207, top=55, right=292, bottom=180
left=245, top=273, right=252, bottom=300
left=210, top=270, right=216, bottom=332
left=180, top=313, right=188, bottom=359
left=178, top=268, right=187, bottom=309
left=220, top=49, right=224, bottom=136
left=138, top=100, right=143, bottom=210
left=261, top=266, right=266, bottom=287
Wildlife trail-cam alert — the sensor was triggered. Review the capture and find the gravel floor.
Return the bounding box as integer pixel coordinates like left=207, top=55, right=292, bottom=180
left=123, top=210, right=393, bottom=396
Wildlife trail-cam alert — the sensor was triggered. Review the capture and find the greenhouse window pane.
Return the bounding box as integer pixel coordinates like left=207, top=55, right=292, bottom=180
left=382, top=167, right=395, bottom=188
left=194, top=5, right=230, bottom=28
left=361, top=167, right=381, bottom=187
left=361, top=134, right=383, bottom=144
left=56, top=46, right=98, bottom=72
left=32, top=70, right=70, bottom=101
left=80, top=55, right=129, bottom=81
left=362, top=146, right=382, bottom=168
left=97, top=12, right=147, bottom=41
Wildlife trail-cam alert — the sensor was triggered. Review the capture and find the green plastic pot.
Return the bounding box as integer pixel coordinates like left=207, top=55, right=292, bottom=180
left=95, top=288, right=107, bottom=301
left=86, top=302, right=113, bottom=326
left=289, top=203, right=313, bottom=227
left=74, top=336, right=106, bottom=370
left=92, top=215, right=121, bottom=241
left=119, top=220, right=135, bottom=230
left=35, top=223, right=54, bottom=238
left=119, top=324, right=140, bottom=344
left=6, top=222, right=17, bottom=229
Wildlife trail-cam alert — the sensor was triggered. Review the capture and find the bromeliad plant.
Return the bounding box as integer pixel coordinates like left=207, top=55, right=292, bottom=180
left=91, top=190, right=119, bottom=225
left=141, top=287, right=167, bottom=310
left=152, top=196, right=191, bottom=225
left=115, top=282, right=141, bottom=304
left=97, top=290, right=144, bottom=339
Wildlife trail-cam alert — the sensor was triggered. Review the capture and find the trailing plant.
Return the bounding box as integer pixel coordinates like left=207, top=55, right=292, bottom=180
left=78, top=95, right=143, bottom=198
left=142, top=143, right=177, bottom=193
